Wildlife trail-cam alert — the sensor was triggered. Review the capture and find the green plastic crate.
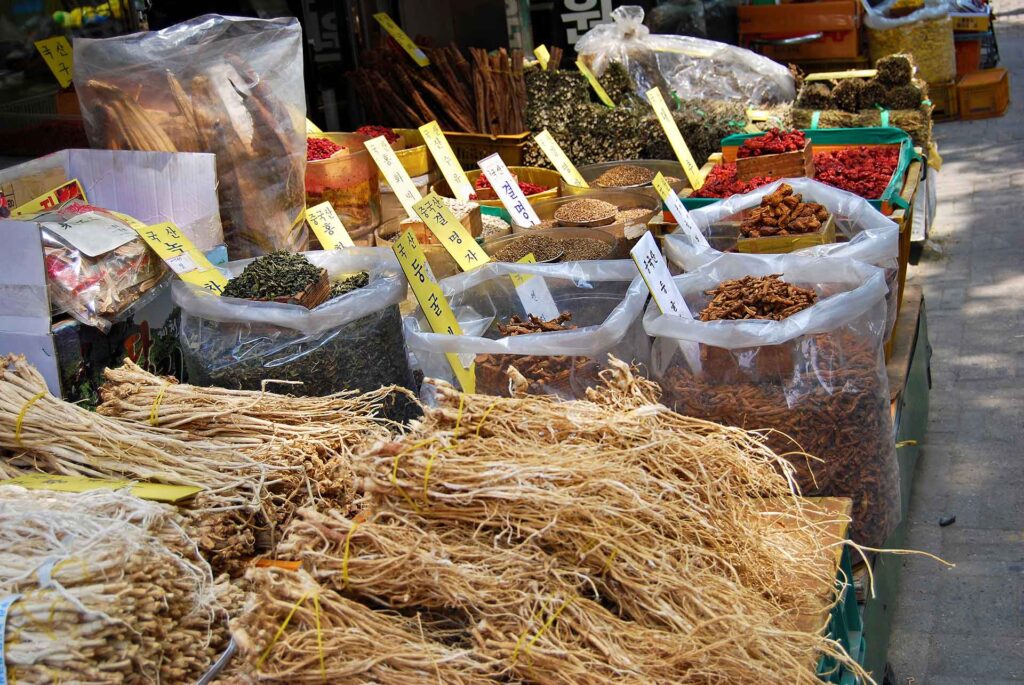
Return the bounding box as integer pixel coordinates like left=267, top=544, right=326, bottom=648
left=817, top=545, right=865, bottom=683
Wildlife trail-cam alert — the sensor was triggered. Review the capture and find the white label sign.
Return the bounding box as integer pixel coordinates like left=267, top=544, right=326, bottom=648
left=511, top=254, right=560, bottom=321
left=365, top=136, right=422, bottom=219
left=652, top=173, right=709, bottom=249
left=40, top=212, right=138, bottom=257
left=477, top=153, right=541, bottom=227
left=165, top=253, right=199, bottom=275
left=630, top=231, right=701, bottom=371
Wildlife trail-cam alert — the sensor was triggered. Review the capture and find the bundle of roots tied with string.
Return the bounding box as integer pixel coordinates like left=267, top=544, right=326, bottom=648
left=0, top=487, right=233, bottom=684
left=223, top=359, right=877, bottom=684
left=0, top=355, right=380, bottom=575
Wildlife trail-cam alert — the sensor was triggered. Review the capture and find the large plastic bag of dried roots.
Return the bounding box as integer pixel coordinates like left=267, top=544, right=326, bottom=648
left=863, top=0, right=956, bottom=83
left=664, top=178, right=901, bottom=339
left=644, top=254, right=899, bottom=546
left=18, top=199, right=167, bottom=332
left=575, top=5, right=795, bottom=105
left=404, top=260, right=650, bottom=399
left=174, top=248, right=417, bottom=418
left=74, top=15, right=307, bottom=259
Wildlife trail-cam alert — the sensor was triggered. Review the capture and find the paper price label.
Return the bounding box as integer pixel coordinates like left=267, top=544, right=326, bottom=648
left=374, top=12, right=429, bottom=67
left=306, top=119, right=323, bottom=135
left=534, top=44, right=551, bottom=70
left=366, top=135, right=422, bottom=219
left=11, top=179, right=86, bottom=217
left=576, top=59, right=615, bottom=108
left=419, top=121, right=473, bottom=203
left=0, top=472, right=201, bottom=503
left=630, top=231, right=701, bottom=371
left=306, top=201, right=355, bottom=249
left=534, top=130, right=587, bottom=188
left=34, top=36, right=73, bottom=88
left=652, top=173, right=708, bottom=249
left=391, top=230, right=475, bottom=393
left=646, top=87, right=703, bottom=190
left=511, top=254, right=560, bottom=321
left=478, top=153, right=541, bottom=227
left=134, top=222, right=228, bottom=295
left=413, top=193, right=490, bottom=272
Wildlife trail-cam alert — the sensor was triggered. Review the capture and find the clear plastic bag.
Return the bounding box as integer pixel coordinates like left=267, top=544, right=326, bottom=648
left=174, top=248, right=417, bottom=417
left=23, top=200, right=167, bottom=332
left=644, top=254, right=899, bottom=547
left=663, top=178, right=900, bottom=339
left=863, top=0, right=956, bottom=83
left=404, top=261, right=650, bottom=399
left=575, top=5, right=795, bottom=105
left=74, top=15, right=307, bottom=259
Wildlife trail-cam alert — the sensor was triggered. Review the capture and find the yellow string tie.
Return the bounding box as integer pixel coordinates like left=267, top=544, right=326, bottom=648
left=475, top=400, right=500, bottom=436
left=148, top=385, right=168, bottom=426
left=14, top=391, right=46, bottom=445
left=601, top=548, right=619, bottom=574
left=423, top=396, right=465, bottom=502
left=341, top=521, right=360, bottom=589
left=510, top=604, right=545, bottom=662
left=525, top=596, right=576, bottom=655
left=895, top=439, right=918, bottom=449
left=256, top=591, right=309, bottom=669
left=313, top=593, right=326, bottom=680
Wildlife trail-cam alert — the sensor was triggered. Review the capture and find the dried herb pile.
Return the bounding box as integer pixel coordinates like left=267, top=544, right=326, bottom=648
left=222, top=251, right=323, bottom=300
left=329, top=271, right=369, bottom=299
left=739, top=183, right=830, bottom=238
left=498, top=312, right=575, bottom=336
left=700, top=274, right=819, bottom=321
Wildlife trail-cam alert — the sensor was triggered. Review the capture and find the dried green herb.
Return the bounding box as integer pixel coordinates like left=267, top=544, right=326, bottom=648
left=329, top=271, right=370, bottom=299
left=222, top=251, right=322, bottom=300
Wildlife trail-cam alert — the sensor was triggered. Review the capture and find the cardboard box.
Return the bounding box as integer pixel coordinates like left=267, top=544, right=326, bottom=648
left=739, top=0, right=862, bottom=61
left=950, top=10, right=991, bottom=32
left=0, top=150, right=222, bottom=398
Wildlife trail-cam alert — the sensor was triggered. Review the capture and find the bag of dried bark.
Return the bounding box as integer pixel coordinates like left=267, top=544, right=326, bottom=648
left=173, top=248, right=418, bottom=420
left=643, top=254, right=899, bottom=547
left=663, top=178, right=900, bottom=340
left=404, top=261, right=650, bottom=400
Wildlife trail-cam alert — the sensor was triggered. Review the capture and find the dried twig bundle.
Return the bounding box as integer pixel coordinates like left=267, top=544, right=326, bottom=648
left=253, top=362, right=869, bottom=684
left=0, top=487, right=229, bottom=684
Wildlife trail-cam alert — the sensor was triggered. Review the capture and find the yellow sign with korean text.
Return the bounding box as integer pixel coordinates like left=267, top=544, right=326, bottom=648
left=134, top=222, right=228, bottom=295
left=11, top=179, right=86, bottom=217
left=534, top=130, right=587, bottom=187
left=412, top=192, right=490, bottom=272
left=534, top=44, right=551, bottom=70
left=34, top=36, right=73, bottom=88
left=576, top=59, right=615, bottom=108
left=391, top=230, right=475, bottom=393
left=1, top=473, right=201, bottom=503
left=419, top=121, right=473, bottom=203
left=365, top=135, right=422, bottom=219
left=305, top=201, right=355, bottom=249
left=373, top=12, right=429, bottom=67
left=646, top=87, right=703, bottom=190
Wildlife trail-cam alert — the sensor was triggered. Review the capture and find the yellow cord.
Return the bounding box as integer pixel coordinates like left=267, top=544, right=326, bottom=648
left=341, top=521, right=360, bottom=589
left=510, top=604, right=544, bottom=662
left=313, top=593, right=326, bottom=680
left=423, top=396, right=465, bottom=502
left=525, top=596, right=576, bottom=655
left=256, top=591, right=309, bottom=669
left=148, top=385, right=168, bottom=426
left=14, top=391, right=46, bottom=445
left=475, top=400, right=500, bottom=436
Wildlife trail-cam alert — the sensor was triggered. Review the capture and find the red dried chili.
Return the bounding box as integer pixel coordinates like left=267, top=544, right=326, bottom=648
left=356, top=125, right=400, bottom=144
left=694, top=164, right=776, bottom=199
left=307, top=137, right=344, bottom=161
left=813, top=147, right=899, bottom=200
left=471, top=173, right=549, bottom=199
left=737, top=129, right=807, bottom=158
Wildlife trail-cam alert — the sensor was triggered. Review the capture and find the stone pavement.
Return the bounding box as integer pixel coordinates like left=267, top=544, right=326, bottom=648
left=885, top=3, right=1024, bottom=683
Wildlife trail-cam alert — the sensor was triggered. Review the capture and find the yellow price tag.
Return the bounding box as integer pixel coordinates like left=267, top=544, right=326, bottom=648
left=509, top=253, right=537, bottom=287
left=305, top=201, right=355, bottom=249
left=365, top=135, right=422, bottom=219
left=134, top=221, right=228, bottom=295
left=805, top=69, right=877, bottom=82
left=373, top=12, right=429, bottom=67
left=646, top=87, right=703, bottom=190
left=306, top=119, right=323, bottom=135
left=534, top=44, right=551, bottom=70
left=34, top=36, right=73, bottom=88
left=391, top=230, right=475, bottom=393
left=0, top=473, right=202, bottom=503
left=419, top=121, right=473, bottom=203
left=534, top=130, right=587, bottom=188
left=576, top=59, right=615, bottom=108
left=11, top=179, right=86, bottom=216
left=743, top=122, right=762, bottom=134
left=412, top=193, right=490, bottom=272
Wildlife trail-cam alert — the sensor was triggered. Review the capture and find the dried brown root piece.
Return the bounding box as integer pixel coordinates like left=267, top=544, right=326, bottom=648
left=497, top=312, right=575, bottom=336
left=740, top=183, right=828, bottom=237
left=699, top=274, right=819, bottom=322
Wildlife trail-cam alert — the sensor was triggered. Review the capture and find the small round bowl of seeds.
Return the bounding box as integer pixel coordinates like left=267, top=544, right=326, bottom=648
left=560, top=160, right=691, bottom=201
left=512, top=190, right=660, bottom=242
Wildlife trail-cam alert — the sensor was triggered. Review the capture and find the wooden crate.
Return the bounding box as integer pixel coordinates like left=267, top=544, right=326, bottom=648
left=957, top=68, right=1010, bottom=119
left=736, top=213, right=836, bottom=254
left=927, top=81, right=958, bottom=121
left=735, top=141, right=814, bottom=181
left=442, top=130, right=530, bottom=168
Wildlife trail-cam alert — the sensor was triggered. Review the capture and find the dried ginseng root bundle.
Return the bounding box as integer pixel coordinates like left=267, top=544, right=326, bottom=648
left=251, top=362, right=871, bottom=684
left=0, top=487, right=230, bottom=684
left=644, top=257, right=900, bottom=547
left=700, top=274, right=818, bottom=321
left=740, top=183, right=830, bottom=238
